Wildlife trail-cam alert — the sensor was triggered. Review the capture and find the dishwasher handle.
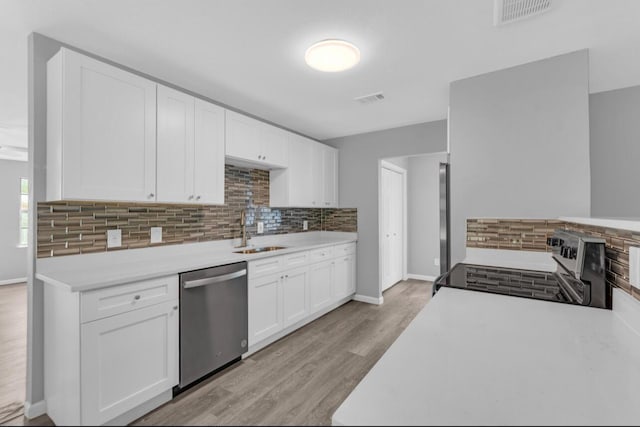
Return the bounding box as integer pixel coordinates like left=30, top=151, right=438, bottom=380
left=183, top=269, right=247, bottom=289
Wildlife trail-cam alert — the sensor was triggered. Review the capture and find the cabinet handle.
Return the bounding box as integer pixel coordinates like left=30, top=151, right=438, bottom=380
left=281, top=275, right=284, bottom=279
left=258, top=155, right=262, bottom=160
left=312, top=201, right=316, bottom=205
left=173, top=305, right=178, bottom=311
left=263, top=155, right=267, bottom=160
left=285, top=275, right=289, bottom=278
left=196, top=195, right=201, bottom=201
left=148, top=193, right=154, bottom=198
left=134, top=295, right=141, bottom=300
left=325, top=202, right=330, bottom=206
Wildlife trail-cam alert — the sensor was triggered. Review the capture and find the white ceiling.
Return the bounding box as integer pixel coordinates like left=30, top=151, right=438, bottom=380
left=1, top=0, right=640, bottom=147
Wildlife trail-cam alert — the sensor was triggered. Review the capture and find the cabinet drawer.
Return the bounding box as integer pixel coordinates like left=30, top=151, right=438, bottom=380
left=249, top=256, right=284, bottom=278
left=309, top=247, right=334, bottom=264
left=283, top=251, right=309, bottom=268
left=81, top=275, right=178, bottom=323
left=333, top=243, right=356, bottom=257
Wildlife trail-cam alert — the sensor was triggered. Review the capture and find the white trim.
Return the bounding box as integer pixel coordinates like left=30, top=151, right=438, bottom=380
left=378, top=160, right=407, bottom=295
left=406, top=274, right=437, bottom=282
left=353, top=294, right=384, bottom=305
left=0, top=277, right=27, bottom=286
left=24, top=400, right=46, bottom=419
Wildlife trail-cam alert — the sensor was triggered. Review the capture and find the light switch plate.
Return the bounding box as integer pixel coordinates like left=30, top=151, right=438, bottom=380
left=257, top=222, right=264, bottom=234
left=303, top=220, right=308, bottom=231
left=150, top=227, right=162, bottom=244
left=630, top=246, right=640, bottom=290
left=434, top=258, right=440, bottom=266
left=107, top=229, right=121, bottom=248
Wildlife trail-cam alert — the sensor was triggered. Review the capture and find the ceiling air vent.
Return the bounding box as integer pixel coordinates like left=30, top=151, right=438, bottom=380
left=494, top=0, right=552, bottom=26
left=354, top=92, right=385, bottom=105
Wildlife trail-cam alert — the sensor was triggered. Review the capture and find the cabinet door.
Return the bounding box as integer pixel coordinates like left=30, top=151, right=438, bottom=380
left=288, top=135, right=314, bottom=207
left=194, top=99, right=225, bottom=204
left=59, top=48, right=157, bottom=202
left=157, top=85, right=195, bottom=203
left=282, top=266, right=309, bottom=328
left=259, top=124, right=288, bottom=168
left=80, top=301, right=178, bottom=425
left=310, top=143, right=324, bottom=207
left=309, top=260, right=334, bottom=313
left=333, top=254, right=355, bottom=300
left=225, top=110, right=260, bottom=162
left=248, top=274, right=283, bottom=346
left=322, top=146, right=338, bottom=207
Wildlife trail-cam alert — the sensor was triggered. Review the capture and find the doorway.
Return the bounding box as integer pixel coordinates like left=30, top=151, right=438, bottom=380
left=379, top=160, right=406, bottom=292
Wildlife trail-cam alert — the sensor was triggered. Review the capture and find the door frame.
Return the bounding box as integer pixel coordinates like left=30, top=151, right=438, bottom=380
left=378, top=160, right=408, bottom=298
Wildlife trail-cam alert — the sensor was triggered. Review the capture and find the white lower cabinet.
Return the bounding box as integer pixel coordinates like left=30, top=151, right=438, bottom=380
left=309, top=259, right=334, bottom=312
left=44, top=275, right=179, bottom=426
left=282, top=266, right=309, bottom=328
left=81, top=301, right=178, bottom=425
left=249, top=273, right=283, bottom=344
left=334, top=254, right=356, bottom=300
left=247, top=242, right=356, bottom=350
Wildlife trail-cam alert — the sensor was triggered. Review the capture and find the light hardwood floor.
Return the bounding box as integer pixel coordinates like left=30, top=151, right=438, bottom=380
left=2, top=280, right=431, bottom=426
left=0, top=283, right=27, bottom=425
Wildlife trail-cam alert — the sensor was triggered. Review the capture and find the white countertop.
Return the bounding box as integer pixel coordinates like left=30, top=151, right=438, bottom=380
left=333, top=287, right=640, bottom=426
left=36, top=231, right=357, bottom=292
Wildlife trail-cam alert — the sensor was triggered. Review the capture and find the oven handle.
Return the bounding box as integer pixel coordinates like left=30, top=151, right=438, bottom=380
left=183, top=269, right=247, bottom=289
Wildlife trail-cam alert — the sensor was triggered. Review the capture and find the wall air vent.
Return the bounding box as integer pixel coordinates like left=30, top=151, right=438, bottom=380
left=494, top=0, right=552, bottom=26
left=354, top=92, right=385, bottom=105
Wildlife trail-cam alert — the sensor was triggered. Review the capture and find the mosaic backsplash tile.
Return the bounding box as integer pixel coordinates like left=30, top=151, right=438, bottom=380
left=37, top=165, right=357, bottom=258
left=467, top=218, right=640, bottom=301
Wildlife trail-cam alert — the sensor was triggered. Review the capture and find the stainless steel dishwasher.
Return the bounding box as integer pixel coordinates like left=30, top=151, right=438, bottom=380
left=176, top=261, right=248, bottom=393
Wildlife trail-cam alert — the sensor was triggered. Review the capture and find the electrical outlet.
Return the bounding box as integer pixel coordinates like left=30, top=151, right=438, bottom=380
left=150, top=227, right=162, bottom=244
left=434, top=258, right=440, bottom=266
left=303, top=220, right=308, bottom=231
left=107, top=229, right=121, bottom=248
left=257, top=221, right=264, bottom=234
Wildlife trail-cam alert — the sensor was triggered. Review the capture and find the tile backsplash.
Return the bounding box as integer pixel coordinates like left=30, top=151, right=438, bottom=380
left=37, top=165, right=357, bottom=258
left=467, top=218, right=640, bottom=301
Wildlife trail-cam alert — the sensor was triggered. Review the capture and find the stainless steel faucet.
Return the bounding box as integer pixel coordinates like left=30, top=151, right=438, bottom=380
left=238, top=209, right=251, bottom=248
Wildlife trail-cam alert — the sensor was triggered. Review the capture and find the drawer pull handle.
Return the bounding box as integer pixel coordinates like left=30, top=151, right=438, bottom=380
left=173, top=305, right=178, bottom=311
left=134, top=295, right=141, bottom=300
left=285, top=275, right=289, bottom=278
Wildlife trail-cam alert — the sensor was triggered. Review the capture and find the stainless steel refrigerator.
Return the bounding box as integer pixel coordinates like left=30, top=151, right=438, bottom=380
left=439, top=163, right=450, bottom=275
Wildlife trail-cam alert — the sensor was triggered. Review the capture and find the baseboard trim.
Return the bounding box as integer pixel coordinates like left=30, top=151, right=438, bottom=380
left=0, top=277, right=27, bottom=286
left=353, top=294, right=384, bottom=305
left=406, top=274, right=437, bottom=282
left=105, top=389, right=172, bottom=426
left=24, top=400, right=46, bottom=419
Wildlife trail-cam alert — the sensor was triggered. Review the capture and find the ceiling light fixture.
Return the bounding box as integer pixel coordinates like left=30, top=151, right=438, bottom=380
left=305, top=39, right=360, bottom=72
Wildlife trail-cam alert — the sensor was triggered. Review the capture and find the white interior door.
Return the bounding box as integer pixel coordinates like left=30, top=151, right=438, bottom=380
left=381, top=165, right=404, bottom=291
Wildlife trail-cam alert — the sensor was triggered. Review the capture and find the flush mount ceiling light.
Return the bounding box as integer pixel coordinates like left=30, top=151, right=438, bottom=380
left=305, top=39, right=360, bottom=72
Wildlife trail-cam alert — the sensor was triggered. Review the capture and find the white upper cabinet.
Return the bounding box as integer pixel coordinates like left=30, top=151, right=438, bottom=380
left=193, top=98, right=225, bottom=205
left=225, top=110, right=287, bottom=169
left=156, top=85, right=195, bottom=203
left=270, top=134, right=339, bottom=208
left=47, top=48, right=157, bottom=202
left=156, top=85, right=225, bottom=204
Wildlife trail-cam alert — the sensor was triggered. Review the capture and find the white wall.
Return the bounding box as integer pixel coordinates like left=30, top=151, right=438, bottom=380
left=407, top=153, right=447, bottom=279
left=0, top=159, right=28, bottom=283
left=449, top=50, right=591, bottom=264
left=325, top=121, right=447, bottom=300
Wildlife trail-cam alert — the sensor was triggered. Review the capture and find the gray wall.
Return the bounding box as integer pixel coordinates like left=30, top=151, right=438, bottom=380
left=0, top=159, right=28, bottom=282
left=407, top=153, right=447, bottom=278
left=325, top=121, right=447, bottom=300
left=449, top=50, right=591, bottom=265
left=384, top=156, right=409, bottom=171
left=590, top=85, right=640, bottom=218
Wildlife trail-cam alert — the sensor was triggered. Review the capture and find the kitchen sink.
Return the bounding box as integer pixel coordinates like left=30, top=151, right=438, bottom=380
left=234, top=246, right=287, bottom=254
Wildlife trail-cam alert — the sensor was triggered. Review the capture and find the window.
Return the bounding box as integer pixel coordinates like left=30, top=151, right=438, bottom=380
left=19, top=178, right=28, bottom=247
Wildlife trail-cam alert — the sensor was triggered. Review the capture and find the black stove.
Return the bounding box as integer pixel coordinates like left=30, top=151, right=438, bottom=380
left=435, top=229, right=612, bottom=309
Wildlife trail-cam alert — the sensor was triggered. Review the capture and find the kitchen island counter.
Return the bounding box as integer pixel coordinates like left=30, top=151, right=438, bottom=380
left=333, top=286, right=640, bottom=426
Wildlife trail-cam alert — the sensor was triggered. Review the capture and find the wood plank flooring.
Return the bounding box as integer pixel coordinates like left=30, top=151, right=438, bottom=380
left=0, top=283, right=27, bottom=425
left=2, top=280, right=431, bottom=426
